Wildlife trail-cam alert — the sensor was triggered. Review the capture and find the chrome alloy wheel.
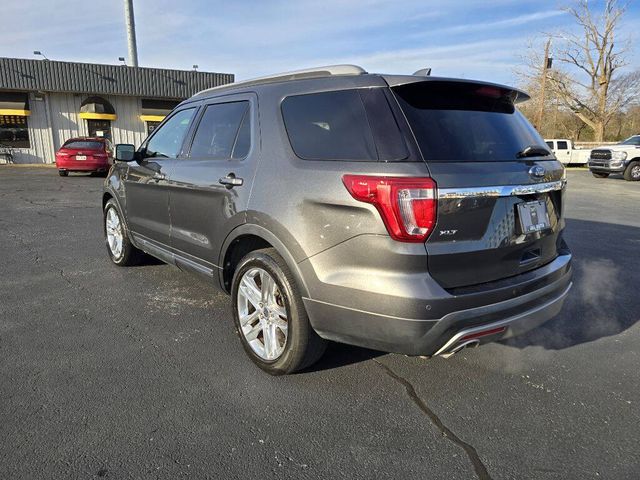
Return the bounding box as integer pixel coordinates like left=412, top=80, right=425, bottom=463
left=237, top=267, right=289, bottom=360
left=632, top=164, right=640, bottom=179
left=105, top=207, right=124, bottom=260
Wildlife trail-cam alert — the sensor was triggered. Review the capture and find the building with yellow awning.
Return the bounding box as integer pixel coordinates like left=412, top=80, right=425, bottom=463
left=0, top=57, right=233, bottom=164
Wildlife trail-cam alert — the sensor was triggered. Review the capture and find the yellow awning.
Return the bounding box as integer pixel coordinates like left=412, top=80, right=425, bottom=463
left=79, top=112, right=117, bottom=120
left=0, top=109, right=31, bottom=116
left=140, top=114, right=166, bottom=122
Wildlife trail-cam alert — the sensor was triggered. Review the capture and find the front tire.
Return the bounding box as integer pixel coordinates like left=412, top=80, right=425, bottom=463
left=103, top=199, right=142, bottom=266
left=623, top=161, right=640, bottom=181
left=231, top=248, right=326, bottom=375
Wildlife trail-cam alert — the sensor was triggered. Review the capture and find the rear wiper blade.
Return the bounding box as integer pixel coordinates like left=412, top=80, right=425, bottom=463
left=516, top=145, right=551, bottom=158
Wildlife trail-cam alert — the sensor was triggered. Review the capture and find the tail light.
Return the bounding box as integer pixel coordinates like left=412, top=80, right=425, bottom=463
left=342, top=175, right=437, bottom=242
left=56, top=152, right=69, bottom=156
left=93, top=152, right=108, bottom=158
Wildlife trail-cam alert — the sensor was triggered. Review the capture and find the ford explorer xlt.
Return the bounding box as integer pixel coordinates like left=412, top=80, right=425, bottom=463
left=102, top=65, right=572, bottom=375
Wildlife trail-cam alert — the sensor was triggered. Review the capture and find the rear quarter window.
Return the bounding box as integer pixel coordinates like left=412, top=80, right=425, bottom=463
left=281, top=89, right=407, bottom=161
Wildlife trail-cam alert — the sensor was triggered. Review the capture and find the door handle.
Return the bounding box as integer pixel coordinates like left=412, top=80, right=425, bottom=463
left=219, top=173, right=243, bottom=188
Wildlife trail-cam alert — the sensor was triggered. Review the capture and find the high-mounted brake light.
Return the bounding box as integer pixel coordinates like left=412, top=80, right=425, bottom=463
left=475, top=86, right=504, bottom=98
left=342, top=175, right=437, bottom=242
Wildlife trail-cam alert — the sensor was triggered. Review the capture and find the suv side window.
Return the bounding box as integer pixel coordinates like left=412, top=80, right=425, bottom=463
left=545, top=141, right=554, bottom=149
left=557, top=141, right=568, bottom=150
left=189, top=101, right=249, bottom=159
left=145, top=108, right=195, bottom=158
left=282, top=89, right=406, bottom=161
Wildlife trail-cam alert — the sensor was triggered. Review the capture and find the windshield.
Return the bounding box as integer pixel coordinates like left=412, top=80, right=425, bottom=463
left=63, top=140, right=103, bottom=150
left=620, top=136, right=640, bottom=146
left=393, top=81, right=546, bottom=162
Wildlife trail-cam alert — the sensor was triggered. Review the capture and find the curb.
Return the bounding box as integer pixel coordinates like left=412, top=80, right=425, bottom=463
left=0, top=164, right=56, bottom=168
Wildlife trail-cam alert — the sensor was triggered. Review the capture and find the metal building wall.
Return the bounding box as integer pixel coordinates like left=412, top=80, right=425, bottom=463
left=48, top=93, right=85, bottom=152
left=13, top=93, right=56, bottom=163
left=48, top=93, right=149, bottom=150
left=0, top=58, right=234, bottom=98
left=108, top=95, right=147, bottom=147
left=12, top=93, right=150, bottom=164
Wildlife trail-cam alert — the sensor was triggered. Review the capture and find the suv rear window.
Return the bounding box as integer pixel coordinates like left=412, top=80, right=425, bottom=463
left=393, top=81, right=543, bottom=162
left=63, top=140, right=103, bottom=150
left=281, top=89, right=407, bottom=161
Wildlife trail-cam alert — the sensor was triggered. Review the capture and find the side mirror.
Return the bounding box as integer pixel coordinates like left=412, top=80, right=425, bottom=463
left=115, top=144, right=136, bottom=162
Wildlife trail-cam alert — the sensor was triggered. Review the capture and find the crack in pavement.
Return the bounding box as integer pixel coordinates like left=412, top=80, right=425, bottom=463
left=374, top=359, right=492, bottom=480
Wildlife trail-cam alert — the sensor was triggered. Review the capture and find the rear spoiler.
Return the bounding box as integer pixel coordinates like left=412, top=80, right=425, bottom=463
left=381, top=75, right=531, bottom=104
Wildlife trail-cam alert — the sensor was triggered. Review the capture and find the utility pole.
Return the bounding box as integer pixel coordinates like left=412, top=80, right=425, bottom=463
left=123, top=0, right=139, bottom=67
left=535, top=38, right=551, bottom=133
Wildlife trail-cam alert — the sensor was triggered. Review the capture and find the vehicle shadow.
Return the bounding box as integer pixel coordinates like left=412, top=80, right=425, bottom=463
left=504, top=218, right=640, bottom=350
left=301, top=342, right=384, bottom=373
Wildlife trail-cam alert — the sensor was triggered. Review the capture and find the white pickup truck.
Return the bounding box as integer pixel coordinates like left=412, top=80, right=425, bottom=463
left=544, top=139, right=591, bottom=166
left=588, top=135, right=640, bottom=181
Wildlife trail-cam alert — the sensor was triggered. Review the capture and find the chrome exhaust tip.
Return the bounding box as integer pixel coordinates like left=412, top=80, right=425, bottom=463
left=439, top=339, right=480, bottom=359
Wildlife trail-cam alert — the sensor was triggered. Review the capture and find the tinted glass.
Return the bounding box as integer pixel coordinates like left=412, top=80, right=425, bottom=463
left=146, top=108, right=195, bottom=158
left=190, top=102, right=248, bottom=159
left=393, top=82, right=544, bottom=162
left=359, top=88, right=408, bottom=161
left=63, top=140, right=103, bottom=150
left=282, top=90, right=377, bottom=161
left=545, top=141, right=554, bottom=149
left=232, top=109, right=251, bottom=159
left=557, top=141, right=568, bottom=149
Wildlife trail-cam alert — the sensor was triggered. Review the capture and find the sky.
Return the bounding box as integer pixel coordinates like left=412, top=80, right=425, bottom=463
left=1, top=0, right=639, bottom=86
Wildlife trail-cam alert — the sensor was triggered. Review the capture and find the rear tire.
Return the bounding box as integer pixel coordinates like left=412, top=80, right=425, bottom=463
left=231, top=248, right=326, bottom=375
left=58, top=170, right=68, bottom=177
left=623, top=161, right=640, bottom=181
left=591, top=172, right=609, bottom=178
left=103, top=199, right=143, bottom=266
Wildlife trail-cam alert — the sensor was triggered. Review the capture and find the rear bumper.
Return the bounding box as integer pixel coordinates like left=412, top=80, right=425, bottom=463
left=303, top=251, right=572, bottom=356
left=56, top=159, right=109, bottom=172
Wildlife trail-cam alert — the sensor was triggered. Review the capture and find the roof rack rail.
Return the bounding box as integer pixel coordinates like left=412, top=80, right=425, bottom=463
left=195, top=64, right=367, bottom=96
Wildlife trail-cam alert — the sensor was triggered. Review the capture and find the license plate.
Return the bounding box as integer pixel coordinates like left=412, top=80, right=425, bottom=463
left=517, top=201, right=550, bottom=234
left=75, top=155, right=86, bottom=161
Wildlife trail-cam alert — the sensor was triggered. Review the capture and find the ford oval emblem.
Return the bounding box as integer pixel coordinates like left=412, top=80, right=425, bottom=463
left=529, top=165, right=545, bottom=179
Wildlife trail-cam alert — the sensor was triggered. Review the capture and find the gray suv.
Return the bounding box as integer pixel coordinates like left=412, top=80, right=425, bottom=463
left=103, top=65, right=572, bottom=375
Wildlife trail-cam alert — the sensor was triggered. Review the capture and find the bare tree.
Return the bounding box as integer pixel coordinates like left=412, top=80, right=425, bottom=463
left=549, top=0, right=639, bottom=141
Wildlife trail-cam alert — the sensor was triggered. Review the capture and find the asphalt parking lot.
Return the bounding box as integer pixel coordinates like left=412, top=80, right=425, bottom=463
left=1, top=166, right=638, bottom=479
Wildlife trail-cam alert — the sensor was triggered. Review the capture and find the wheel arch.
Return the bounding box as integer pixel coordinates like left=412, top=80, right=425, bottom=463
left=219, top=224, right=310, bottom=297
left=102, top=191, right=113, bottom=209
left=102, top=188, right=133, bottom=238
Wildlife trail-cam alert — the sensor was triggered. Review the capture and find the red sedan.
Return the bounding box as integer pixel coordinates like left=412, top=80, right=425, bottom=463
left=55, top=137, right=113, bottom=177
